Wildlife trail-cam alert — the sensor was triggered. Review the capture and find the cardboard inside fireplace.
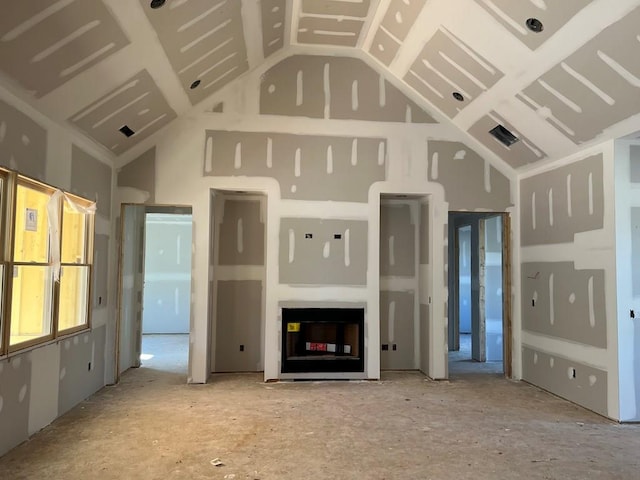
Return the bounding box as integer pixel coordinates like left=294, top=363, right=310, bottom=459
left=281, top=307, right=365, bottom=373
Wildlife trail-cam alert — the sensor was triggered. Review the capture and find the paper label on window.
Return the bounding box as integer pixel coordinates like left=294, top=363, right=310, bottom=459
left=25, top=208, right=37, bottom=231
left=287, top=322, right=300, bottom=332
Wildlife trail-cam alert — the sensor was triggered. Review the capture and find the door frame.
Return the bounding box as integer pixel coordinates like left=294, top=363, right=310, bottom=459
left=114, top=203, right=193, bottom=383
left=447, top=211, right=512, bottom=377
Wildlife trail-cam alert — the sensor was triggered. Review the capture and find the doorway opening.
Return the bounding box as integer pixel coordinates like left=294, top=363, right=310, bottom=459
left=116, top=204, right=193, bottom=381
left=448, top=212, right=511, bottom=376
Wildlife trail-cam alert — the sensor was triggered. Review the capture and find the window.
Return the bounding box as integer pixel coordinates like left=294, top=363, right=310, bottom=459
left=58, top=195, right=93, bottom=333
left=0, top=172, right=95, bottom=355
left=10, top=181, right=55, bottom=347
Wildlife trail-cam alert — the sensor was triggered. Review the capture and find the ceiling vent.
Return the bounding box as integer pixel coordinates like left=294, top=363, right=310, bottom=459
left=119, top=125, right=135, bottom=138
left=489, top=124, right=519, bottom=147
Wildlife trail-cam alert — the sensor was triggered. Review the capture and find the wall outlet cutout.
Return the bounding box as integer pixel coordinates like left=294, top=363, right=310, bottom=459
left=305, top=233, right=313, bottom=239
left=239, top=345, right=245, bottom=352
left=381, top=344, right=389, bottom=351
left=334, top=233, right=342, bottom=239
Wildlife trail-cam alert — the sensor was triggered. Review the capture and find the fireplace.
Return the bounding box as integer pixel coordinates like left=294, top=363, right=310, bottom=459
left=281, top=308, right=365, bottom=373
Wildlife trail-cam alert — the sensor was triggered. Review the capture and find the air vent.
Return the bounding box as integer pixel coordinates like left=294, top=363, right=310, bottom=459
left=489, top=124, right=519, bottom=147
left=119, top=125, right=135, bottom=138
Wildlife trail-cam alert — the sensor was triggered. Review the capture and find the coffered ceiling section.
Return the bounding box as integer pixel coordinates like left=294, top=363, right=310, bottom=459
left=139, top=0, right=249, bottom=105
left=404, top=28, right=503, bottom=118
left=296, top=0, right=373, bottom=47
left=517, top=4, right=640, bottom=144
left=475, top=0, right=593, bottom=50
left=369, top=0, right=426, bottom=66
left=69, top=70, right=177, bottom=155
left=0, top=0, right=129, bottom=98
left=468, top=112, right=547, bottom=168
left=262, top=0, right=287, bottom=57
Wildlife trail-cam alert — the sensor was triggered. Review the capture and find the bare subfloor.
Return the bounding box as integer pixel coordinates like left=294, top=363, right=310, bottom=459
left=1, top=366, right=639, bottom=480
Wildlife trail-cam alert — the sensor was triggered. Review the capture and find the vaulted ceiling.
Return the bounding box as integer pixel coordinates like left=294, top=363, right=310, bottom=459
left=1, top=0, right=640, bottom=172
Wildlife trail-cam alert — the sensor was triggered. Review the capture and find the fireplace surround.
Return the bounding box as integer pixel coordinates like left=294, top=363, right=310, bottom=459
left=281, top=307, right=365, bottom=373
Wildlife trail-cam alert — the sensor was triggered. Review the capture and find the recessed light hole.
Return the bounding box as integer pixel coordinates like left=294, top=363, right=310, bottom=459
left=150, top=0, right=166, bottom=9
left=190, top=79, right=201, bottom=90
left=452, top=92, right=464, bottom=102
left=526, top=17, right=544, bottom=33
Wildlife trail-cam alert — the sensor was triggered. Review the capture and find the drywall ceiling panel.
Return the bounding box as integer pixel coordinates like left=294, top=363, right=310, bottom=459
left=260, top=55, right=436, bottom=123
left=518, top=5, right=640, bottom=144
left=261, top=0, right=286, bottom=57
left=468, top=111, right=547, bottom=169
left=405, top=29, right=503, bottom=118
left=139, top=0, right=248, bottom=105
left=475, top=0, right=593, bottom=50
left=380, top=0, right=427, bottom=41
left=69, top=70, right=177, bottom=155
left=369, top=28, right=401, bottom=66
left=297, top=0, right=371, bottom=47
left=369, top=0, right=426, bottom=65
left=0, top=0, right=130, bottom=98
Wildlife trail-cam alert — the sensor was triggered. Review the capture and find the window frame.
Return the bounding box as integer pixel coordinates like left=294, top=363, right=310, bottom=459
left=56, top=192, right=95, bottom=336
left=0, top=170, right=95, bottom=356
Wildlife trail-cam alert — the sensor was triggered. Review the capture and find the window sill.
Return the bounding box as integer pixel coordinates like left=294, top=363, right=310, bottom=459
left=1, top=325, right=92, bottom=361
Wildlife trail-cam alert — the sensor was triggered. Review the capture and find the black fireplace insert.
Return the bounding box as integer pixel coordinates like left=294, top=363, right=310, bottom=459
left=281, top=308, right=365, bottom=373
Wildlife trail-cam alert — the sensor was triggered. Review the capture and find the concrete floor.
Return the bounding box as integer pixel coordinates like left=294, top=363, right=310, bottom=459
left=449, top=334, right=504, bottom=376
left=1, top=341, right=639, bottom=479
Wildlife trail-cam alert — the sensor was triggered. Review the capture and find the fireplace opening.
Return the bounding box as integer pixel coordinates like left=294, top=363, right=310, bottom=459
left=282, top=308, right=365, bottom=373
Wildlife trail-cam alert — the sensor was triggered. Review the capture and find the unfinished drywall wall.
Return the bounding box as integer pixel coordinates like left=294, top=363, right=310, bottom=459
left=379, top=200, right=421, bottom=370
left=71, top=145, right=112, bottom=219
left=522, top=262, right=606, bottom=348
left=520, top=154, right=604, bottom=246
left=427, top=141, right=512, bottom=210
left=614, top=139, right=640, bottom=422
left=484, top=216, right=503, bottom=363
left=0, top=99, right=47, bottom=181
left=380, top=204, right=415, bottom=277
left=117, top=147, right=156, bottom=204
left=0, top=84, right=115, bottom=457
left=522, top=347, right=608, bottom=417
left=260, top=56, right=434, bottom=123
left=218, top=200, right=265, bottom=266
left=380, top=290, right=415, bottom=370
left=116, top=52, right=514, bottom=384
left=215, top=280, right=262, bottom=372
left=205, top=130, right=386, bottom=202
left=210, top=194, right=265, bottom=373
left=520, top=143, right=618, bottom=419
left=280, top=218, right=367, bottom=286
left=418, top=201, right=430, bottom=375
left=93, top=234, right=109, bottom=309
